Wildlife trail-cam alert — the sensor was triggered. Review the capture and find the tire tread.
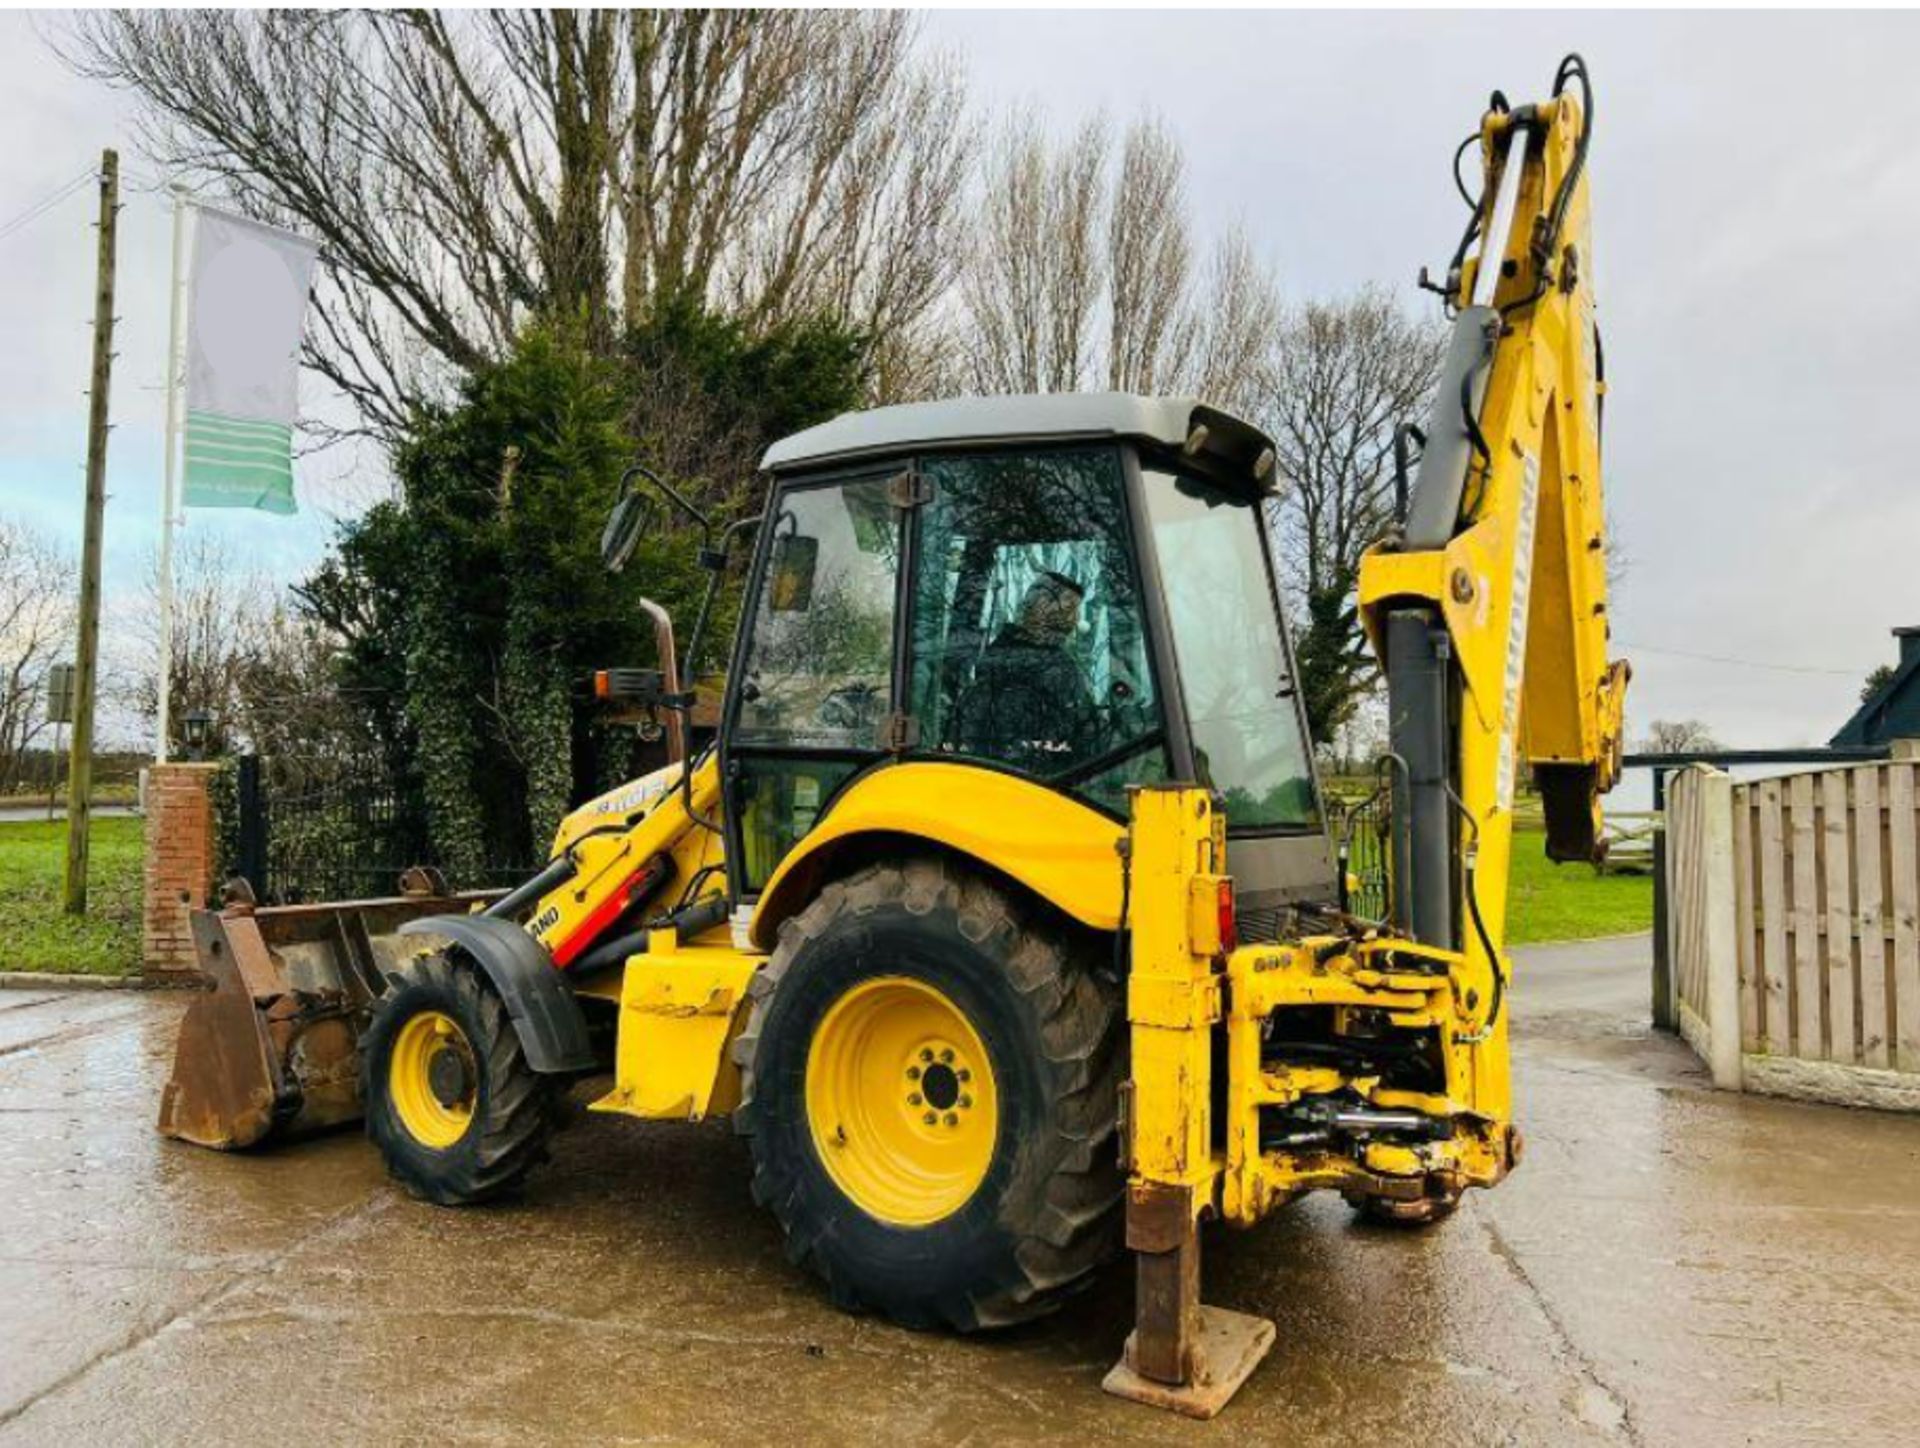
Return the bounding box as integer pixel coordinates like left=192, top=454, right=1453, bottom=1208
left=733, top=857, right=1123, bottom=1332
left=363, top=952, right=558, bottom=1205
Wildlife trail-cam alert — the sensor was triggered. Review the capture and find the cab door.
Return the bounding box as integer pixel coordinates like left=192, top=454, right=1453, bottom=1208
left=722, top=470, right=905, bottom=895
left=902, top=445, right=1171, bottom=814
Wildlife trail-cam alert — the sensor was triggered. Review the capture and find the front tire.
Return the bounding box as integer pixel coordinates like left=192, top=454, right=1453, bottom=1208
left=362, top=952, right=558, bottom=1205
left=733, top=857, right=1123, bottom=1331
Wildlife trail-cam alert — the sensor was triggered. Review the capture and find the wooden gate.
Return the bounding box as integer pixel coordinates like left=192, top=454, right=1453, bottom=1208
left=1667, top=758, right=1920, bottom=1110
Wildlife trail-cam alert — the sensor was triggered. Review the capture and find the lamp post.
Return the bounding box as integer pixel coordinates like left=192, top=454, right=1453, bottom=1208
left=182, top=709, right=211, bottom=762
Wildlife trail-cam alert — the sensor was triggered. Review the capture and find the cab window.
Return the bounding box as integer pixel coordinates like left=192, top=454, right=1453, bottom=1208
left=1141, top=468, right=1320, bottom=831
left=908, top=448, right=1165, bottom=813
left=730, top=476, right=900, bottom=890
left=735, top=478, right=900, bottom=750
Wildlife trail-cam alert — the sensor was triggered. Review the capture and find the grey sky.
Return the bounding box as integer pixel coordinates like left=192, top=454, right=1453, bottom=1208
left=3, top=9, right=1916, bottom=752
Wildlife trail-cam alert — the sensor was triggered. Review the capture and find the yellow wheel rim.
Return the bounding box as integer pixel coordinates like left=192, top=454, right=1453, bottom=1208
left=805, top=976, right=999, bottom=1227
left=388, top=1009, right=478, bottom=1150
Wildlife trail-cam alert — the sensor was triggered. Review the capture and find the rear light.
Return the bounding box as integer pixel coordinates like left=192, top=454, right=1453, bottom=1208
left=593, top=670, right=612, bottom=699
left=1216, top=877, right=1238, bottom=954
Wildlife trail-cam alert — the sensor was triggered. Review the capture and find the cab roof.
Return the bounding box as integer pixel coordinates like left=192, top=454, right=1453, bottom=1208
left=761, top=392, right=1280, bottom=490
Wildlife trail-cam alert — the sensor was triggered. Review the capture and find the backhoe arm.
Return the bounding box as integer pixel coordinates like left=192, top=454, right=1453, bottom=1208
left=1108, top=55, right=1630, bottom=1419
left=1360, top=54, right=1629, bottom=974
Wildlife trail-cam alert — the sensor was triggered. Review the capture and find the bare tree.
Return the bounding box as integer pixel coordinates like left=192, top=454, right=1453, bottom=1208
left=960, top=112, right=1278, bottom=408
left=1639, top=719, right=1722, bottom=755
left=1262, top=287, right=1447, bottom=738
left=1594, top=517, right=1630, bottom=603
left=0, top=519, right=75, bottom=794
left=112, top=534, right=350, bottom=760
left=63, top=10, right=973, bottom=434
left=962, top=113, right=1110, bottom=395
left=1191, top=230, right=1284, bottom=418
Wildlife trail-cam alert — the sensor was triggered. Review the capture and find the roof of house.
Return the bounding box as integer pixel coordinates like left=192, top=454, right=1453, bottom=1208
left=760, top=392, right=1278, bottom=483
left=1831, top=647, right=1920, bottom=747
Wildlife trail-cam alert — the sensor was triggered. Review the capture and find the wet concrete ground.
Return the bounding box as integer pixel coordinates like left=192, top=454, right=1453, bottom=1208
left=2, top=935, right=1917, bottom=1445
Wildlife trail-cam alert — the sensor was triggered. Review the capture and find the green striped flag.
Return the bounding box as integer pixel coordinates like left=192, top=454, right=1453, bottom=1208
left=183, top=208, right=318, bottom=515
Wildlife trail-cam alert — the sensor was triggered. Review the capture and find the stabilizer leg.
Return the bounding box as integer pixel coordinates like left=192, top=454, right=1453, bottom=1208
left=1102, top=1182, right=1274, bottom=1419
left=1102, top=786, right=1275, bottom=1418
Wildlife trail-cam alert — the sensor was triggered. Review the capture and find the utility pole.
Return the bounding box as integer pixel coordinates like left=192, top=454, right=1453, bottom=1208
left=64, top=149, right=118, bottom=916
left=156, top=185, right=188, bottom=764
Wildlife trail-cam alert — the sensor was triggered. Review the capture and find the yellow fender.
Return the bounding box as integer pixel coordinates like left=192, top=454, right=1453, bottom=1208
left=749, top=761, right=1125, bottom=950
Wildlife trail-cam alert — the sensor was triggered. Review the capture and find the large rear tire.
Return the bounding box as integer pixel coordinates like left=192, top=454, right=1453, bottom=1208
left=733, top=857, right=1123, bottom=1331
left=362, top=952, right=559, bottom=1205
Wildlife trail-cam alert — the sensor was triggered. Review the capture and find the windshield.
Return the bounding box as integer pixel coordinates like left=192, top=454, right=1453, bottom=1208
left=1141, top=468, right=1320, bottom=831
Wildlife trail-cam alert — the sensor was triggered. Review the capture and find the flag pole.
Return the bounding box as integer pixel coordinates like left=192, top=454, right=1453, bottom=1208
left=156, top=185, right=189, bottom=763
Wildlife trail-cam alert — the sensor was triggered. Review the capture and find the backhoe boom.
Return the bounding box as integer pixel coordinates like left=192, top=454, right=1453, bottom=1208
left=1106, top=55, right=1629, bottom=1416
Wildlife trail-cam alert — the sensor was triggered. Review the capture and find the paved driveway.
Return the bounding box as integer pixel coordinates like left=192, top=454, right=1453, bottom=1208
left=1, top=937, right=1916, bottom=1445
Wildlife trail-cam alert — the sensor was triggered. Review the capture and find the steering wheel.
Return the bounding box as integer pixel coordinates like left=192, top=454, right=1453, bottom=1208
left=1080, top=677, right=1150, bottom=751
left=817, top=681, right=882, bottom=734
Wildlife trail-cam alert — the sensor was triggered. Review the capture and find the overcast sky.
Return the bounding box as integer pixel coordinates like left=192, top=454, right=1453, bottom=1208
left=4, top=9, right=1917, bottom=754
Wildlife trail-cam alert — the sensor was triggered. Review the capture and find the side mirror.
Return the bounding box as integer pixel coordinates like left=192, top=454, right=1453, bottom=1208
left=603, top=462, right=715, bottom=574
left=600, top=486, right=658, bottom=574
left=768, top=534, right=819, bottom=613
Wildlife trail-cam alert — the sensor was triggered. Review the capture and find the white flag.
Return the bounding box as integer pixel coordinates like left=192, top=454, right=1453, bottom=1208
left=183, top=208, right=318, bottom=515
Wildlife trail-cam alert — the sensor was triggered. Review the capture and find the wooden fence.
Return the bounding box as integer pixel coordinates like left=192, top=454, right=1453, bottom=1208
left=1667, top=758, right=1920, bottom=1111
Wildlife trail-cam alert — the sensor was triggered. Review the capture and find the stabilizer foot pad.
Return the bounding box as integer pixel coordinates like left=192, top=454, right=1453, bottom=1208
left=1101, top=1306, right=1277, bottom=1419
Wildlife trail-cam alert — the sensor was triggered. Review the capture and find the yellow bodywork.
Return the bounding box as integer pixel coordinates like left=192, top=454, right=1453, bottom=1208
left=169, top=52, right=1624, bottom=1423
left=1124, top=84, right=1618, bottom=1248
left=749, top=760, right=1125, bottom=948
left=522, top=92, right=1623, bottom=1231
left=589, top=932, right=758, bottom=1120
left=1353, top=87, right=1621, bottom=1143
left=584, top=759, right=1121, bottom=1129
left=528, top=758, right=726, bottom=966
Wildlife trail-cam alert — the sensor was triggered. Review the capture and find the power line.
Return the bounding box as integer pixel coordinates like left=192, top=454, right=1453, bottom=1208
left=1618, top=639, right=1876, bottom=678
left=0, top=164, right=99, bottom=245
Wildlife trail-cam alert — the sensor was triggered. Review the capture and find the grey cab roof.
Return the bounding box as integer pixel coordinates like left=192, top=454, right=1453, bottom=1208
left=761, top=392, right=1279, bottom=485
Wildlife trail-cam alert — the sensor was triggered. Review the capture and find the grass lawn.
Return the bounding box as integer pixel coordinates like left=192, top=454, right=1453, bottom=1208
left=0, top=817, right=144, bottom=976
left=1506, top=827, right=1652, bottom=944
left=0, top=811, right=1640, bottom=976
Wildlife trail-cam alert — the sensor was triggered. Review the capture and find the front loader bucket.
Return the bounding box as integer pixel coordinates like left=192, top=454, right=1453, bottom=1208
left=159, top=887, right=495, bottom=1150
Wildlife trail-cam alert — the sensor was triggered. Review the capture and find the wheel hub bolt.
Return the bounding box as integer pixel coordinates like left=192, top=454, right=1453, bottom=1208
left=922, top=1111, right=937, bottom=1125
left=919, top=1048, right=934, bottom=1063
left=939, top=1049, right=954, bottom=1064
left=906, top=1065, right=921, bottom=1081
left=958, top=1095, right=972, bottom=1110
left=908, top=1093, right=923, bottom=1107
left=957, top=1068, right=970, bottom=1083
left=943, top=1112, right=958, bottom=1127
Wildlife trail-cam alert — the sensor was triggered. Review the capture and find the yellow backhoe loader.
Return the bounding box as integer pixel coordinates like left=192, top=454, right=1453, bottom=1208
left=159, top=55, right=1625, bottom=1417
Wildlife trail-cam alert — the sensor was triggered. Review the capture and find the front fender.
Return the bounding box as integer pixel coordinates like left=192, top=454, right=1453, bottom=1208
left=397, top=914, right=594, bottom=1074
left=749, top=762, right=1124, bottom=950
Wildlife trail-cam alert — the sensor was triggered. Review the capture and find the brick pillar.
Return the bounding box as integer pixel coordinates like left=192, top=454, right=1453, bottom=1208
left=143, top=762, right=220, bottom=980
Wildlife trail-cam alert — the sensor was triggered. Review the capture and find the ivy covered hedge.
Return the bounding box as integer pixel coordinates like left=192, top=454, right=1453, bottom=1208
left=296, top=305, right=867, bottom=877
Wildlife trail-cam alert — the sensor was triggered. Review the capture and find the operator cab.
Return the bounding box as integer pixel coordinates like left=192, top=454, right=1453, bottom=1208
left=724, top=394, right=1337, bottom=928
